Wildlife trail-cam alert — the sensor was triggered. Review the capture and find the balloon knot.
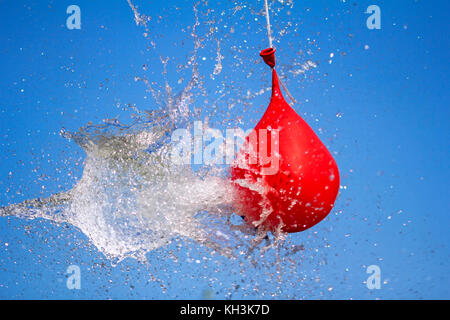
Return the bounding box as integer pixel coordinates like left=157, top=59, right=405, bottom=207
left=260, top=48, right=276, bottom=68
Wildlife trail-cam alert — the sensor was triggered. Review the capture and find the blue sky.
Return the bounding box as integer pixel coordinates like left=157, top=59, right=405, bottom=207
left=0, top=0, right=449, bottom=299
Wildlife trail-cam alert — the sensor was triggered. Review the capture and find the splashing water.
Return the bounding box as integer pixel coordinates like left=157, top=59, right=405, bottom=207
left=0, top=1, right=341, bottom=298
left=0, top=80, right=258, bottom=262
left=0, top=1, right=268, bottom=262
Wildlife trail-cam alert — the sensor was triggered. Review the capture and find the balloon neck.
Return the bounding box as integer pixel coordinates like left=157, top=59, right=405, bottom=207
left=271, top=69, right=284, bottom=101
left=260, top=48, right=276, bottom=68
left=260, top=48, right=286, bottom=104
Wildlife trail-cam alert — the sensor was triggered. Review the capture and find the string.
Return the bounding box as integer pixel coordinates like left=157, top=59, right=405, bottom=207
left=264, top=0, right=273, bottom=48
left=263, top=0, right=297, bottom=105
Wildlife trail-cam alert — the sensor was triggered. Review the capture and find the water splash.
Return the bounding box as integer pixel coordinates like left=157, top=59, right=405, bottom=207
left=0, top=0, right=269, bottom=259
left=0, top=1, right=338, bottom=298
left=1, top=97, right=257, bottom=262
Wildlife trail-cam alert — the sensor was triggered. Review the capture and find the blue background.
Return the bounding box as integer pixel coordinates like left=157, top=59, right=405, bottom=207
left=0, top=0, right=449, bottom=299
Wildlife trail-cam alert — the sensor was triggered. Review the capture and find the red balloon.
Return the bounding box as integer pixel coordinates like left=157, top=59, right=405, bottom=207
left=230, top=48, right=340, bottom=233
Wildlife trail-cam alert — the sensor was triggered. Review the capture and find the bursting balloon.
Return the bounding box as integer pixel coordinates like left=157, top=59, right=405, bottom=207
left=231, top=48, right=340, bottom=233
